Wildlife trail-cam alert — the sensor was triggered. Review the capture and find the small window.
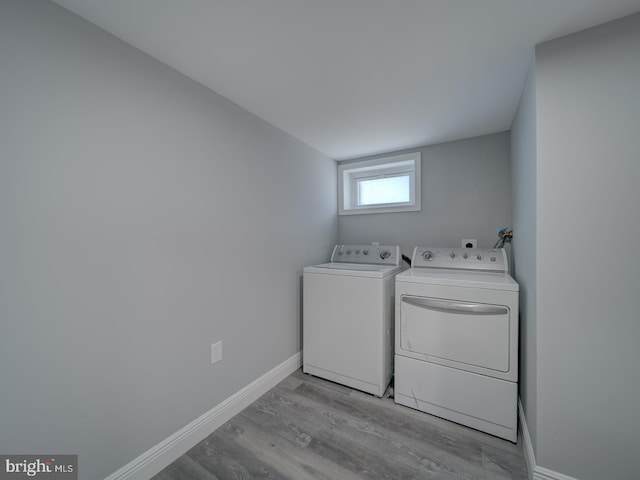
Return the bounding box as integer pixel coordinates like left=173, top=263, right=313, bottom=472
left=338, top=152, right=421, bottom=215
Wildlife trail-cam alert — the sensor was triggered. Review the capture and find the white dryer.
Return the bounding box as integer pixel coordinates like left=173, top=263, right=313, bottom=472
left=394, top=247, right=519, bottom=441
left=303, top=244, right=406, bottom=397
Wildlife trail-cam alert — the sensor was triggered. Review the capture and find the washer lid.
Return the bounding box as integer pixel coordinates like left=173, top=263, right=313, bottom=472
left=396, top=268, right=519, bottom=291
left=304, top=262, right=404, bottom=278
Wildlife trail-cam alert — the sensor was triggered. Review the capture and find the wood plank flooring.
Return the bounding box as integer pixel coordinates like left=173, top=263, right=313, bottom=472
left=153, top=369, right=529, bottom=480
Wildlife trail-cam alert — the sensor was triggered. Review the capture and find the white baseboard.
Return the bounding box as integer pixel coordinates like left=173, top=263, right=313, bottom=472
left=518, top=398, right=536, bottom=479
left=533, top=468, right=581, bottom=480
left=518, top=398, right=581, bottom=480
left=104, top=352, right=302, bottom=480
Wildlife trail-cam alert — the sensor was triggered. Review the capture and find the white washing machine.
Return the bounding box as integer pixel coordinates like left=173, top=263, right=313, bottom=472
left=394, top=247, right=519, bottom=441
left=303, top=244, right=406, bottom=397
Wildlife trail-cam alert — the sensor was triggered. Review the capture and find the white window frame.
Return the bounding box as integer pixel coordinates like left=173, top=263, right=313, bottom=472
left=338, top=152, right=421, bottom=215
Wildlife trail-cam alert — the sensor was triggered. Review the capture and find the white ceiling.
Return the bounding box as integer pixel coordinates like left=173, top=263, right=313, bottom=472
left=53, top=0, right=640, bottom=161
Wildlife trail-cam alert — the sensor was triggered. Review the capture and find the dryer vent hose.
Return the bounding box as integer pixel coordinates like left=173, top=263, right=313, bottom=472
left=493, top=228, right=513, bottom=249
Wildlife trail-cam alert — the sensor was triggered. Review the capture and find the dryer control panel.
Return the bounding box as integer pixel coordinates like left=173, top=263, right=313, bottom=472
left=411, top=247, right=508, bottom=273
left=331, top=244, right=401, bottom=266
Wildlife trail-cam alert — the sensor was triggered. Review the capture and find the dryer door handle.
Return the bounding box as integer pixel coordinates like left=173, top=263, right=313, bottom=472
left=402, top=296, right=508, bottom=316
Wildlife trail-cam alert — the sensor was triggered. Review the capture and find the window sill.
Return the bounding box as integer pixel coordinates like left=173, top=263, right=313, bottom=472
left=339, top=204, right=421, bottom=215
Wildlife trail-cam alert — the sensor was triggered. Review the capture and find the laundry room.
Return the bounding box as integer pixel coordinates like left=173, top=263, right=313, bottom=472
left=1, top=2, right=639, bottom=480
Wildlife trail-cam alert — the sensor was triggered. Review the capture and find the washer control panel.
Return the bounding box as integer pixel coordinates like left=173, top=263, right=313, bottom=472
left=411, top=247, right=508, bottom=273
left=331, top=244, right=401, bottom=266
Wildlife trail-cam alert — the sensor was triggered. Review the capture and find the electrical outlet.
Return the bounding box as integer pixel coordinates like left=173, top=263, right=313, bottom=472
left=462, top=239, right=477, bottom=249
left=211, top=341, right=222, bottom=365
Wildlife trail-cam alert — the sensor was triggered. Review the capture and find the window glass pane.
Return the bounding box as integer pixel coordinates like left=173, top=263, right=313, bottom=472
left=357, top=175, right=410, bottom=206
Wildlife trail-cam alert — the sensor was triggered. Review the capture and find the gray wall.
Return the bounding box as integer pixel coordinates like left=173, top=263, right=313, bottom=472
left=338, top=133, right=512, bottom=256
left=535, top=14, right=640, bottom=479
left=510, top=56, right=538, bottom=451
left=514, top=13, right=640, bottom=480
left=0, top=1, right=337, bottom=479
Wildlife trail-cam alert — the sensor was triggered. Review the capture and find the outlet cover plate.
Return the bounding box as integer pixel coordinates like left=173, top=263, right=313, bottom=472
left=462, top=239, right=477, bottom=248
left=211, top=341, right=222, bottom=365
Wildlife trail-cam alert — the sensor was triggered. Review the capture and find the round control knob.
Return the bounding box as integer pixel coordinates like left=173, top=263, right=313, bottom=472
left=450, top=252, right=456, bottom=259
left=491, top=257, right=496, bottom=262
left=355, top=250, right=360, bottom=255
left=379, top=250, right=391, bottom=260
left=422, top=250, right=434, bottom=261
left=476, top=254, right=482, bottom=260
left=337, top=251, right=343, bottom=255
left=463, top=253, right=468, bottom=259
left=346, top=250, right=352, bottom=255
left=363, top=250, right=369, bottom=255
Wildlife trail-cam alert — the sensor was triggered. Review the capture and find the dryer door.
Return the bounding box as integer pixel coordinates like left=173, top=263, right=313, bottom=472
left=399, top=295, right=510, bottom=373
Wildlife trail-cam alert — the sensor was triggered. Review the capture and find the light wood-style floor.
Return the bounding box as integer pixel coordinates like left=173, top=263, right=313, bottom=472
left=153, top=369, right=529, bottom=479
